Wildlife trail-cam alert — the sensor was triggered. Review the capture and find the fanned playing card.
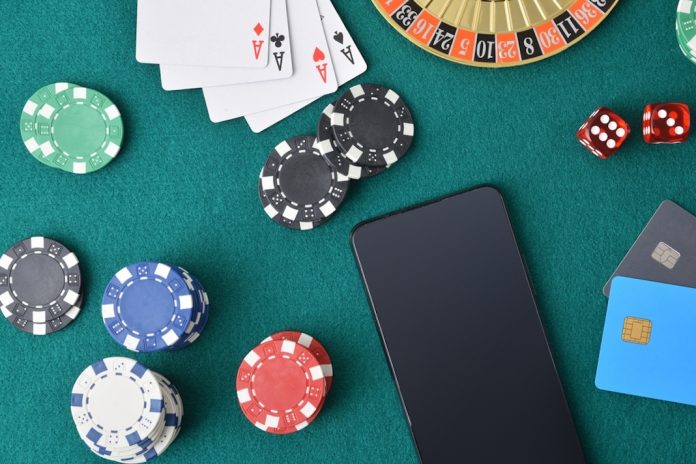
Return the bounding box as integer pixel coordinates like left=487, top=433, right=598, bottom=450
left=202, top=0, right=337, bottom=122
left=159, top=0, right=292, bottom=90
left=245, top=0, right=368, bottom=132
left=136, top=0, right=271, bottom=67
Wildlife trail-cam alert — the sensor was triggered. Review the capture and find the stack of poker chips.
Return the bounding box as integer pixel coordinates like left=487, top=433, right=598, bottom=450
left=258, top=83, right=415, bottom=231
left=70, top=357, right=183, bottom=462
left=20, top=82, right=124, bottom=174
left=101, top=262, right=209, bottom=352
left=0, top=236, right=83, bottom=335
left=236, top=331, right=333, bottom=434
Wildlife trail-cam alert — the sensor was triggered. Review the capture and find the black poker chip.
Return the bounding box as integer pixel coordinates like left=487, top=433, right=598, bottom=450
left=316, top=102, right=387, bottom=180
left=258, top=182, right=328, bottom=231
left=258, top=136, right=350, bottom=231
left=331, top=84, right=414, bottom=168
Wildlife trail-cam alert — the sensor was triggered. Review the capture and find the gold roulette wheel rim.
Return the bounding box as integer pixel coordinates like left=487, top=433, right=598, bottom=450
left=371, top=0, right=620, bottom=68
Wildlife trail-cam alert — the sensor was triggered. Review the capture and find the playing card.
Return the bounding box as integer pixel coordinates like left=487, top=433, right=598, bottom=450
left=203, top=0, right=337, bottom=123
left=136, top=0, right=271, bottom=68
left=596, top=276, right=696, bottom=406
left=245, top=0, right=368, bottom=133
left=603, top=200, right=696, bottom=296
left=159, top=0, right=292, bottom=90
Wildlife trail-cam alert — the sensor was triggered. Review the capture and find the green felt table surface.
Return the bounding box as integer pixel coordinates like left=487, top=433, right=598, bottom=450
left=0, top=0, right=694, bottom=462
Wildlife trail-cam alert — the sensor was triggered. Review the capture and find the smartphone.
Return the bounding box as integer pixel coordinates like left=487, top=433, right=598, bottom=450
left=351, top=186, right=585, bottom=464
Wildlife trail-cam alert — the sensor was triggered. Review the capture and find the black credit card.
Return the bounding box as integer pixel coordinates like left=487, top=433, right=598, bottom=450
left=604, top=200, right=696, bottom=296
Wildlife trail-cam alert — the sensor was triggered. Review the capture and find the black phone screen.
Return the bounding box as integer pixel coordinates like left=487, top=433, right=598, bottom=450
left=351, top=186, right=585, bottom=464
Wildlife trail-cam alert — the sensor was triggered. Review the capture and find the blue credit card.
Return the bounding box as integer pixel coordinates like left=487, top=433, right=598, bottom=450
left=595, top=276, right=696, bottom=406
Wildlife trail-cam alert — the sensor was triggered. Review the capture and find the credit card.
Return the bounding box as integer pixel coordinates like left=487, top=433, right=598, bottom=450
left=596, top=276, right=696, bottom=406
left=604, top=200, right=696, bottom=296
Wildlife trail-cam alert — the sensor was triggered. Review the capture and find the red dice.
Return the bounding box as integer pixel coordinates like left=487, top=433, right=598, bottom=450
left=577, top=107, right=630, bottom=159
left=643, top=103, right=690, bottom=144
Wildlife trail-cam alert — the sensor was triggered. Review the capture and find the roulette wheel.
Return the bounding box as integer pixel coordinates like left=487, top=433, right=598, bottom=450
left=371, top=0, right=620, bottom=67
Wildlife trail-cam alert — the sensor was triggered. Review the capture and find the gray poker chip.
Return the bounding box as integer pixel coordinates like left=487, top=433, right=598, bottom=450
left=3, top=294, right=83, bottom=335
left=0, top=236, right=82, bottom=323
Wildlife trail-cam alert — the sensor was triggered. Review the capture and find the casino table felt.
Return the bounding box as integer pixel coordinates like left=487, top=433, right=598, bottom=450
left=1, top=1, right=696, bottom=463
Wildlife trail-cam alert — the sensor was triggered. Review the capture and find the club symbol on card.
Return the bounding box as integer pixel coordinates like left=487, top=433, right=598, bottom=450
left=252, top=23, right=265, bottom=60
left=271, top=33, right=285, bottom=48
left=313, top=47, right=328, bottom=83
left=270, top=33, right=286, bottom=70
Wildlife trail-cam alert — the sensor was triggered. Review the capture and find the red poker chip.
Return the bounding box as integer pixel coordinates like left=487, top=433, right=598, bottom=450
left=236, top=339, right=326, bottom=434
left=262, top=331, right=333, bottom=392
left=267, top=393, right=327, bottom=436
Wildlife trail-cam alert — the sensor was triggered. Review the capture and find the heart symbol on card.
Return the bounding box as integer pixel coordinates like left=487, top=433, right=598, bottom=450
left=333, top=32, right=344, bottom=44
left=313, top=47, right=325, bottom=63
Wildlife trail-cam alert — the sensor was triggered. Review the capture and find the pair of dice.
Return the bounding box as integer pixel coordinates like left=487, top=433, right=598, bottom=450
left=577, top=103, right=691, bottom=159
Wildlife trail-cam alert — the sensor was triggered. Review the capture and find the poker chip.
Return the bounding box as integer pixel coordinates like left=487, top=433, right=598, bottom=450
left=677, top=1, right=696, bottom=64
left=317, top=102, right=388, bottom=180
left=331, top=84, right=414, bottom=168
left=261, top=331, right=333, bottom=392
left=0, top=236, right=83, bottom=334
left=258, top=181, right=328, bottom=231
left=101, top=262, right=210, bottom=352
left=71, top=357, right=164, bottom=451
left=20, top=83, right=123, bottom=174
left=258, top=83, right=415, bottom=230
left=258, top=135, right=350, bottom=230
left=71, top=358, right=183, bottom=462
left=173, top=266, right=210, bottom=348
left=2, top=296, right=83, bottom=336
left=236, top=339, right=327, bottom=434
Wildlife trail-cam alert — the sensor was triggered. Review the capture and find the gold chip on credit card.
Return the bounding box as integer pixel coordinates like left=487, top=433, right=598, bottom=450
left=621, top=316, right=652, bottom=345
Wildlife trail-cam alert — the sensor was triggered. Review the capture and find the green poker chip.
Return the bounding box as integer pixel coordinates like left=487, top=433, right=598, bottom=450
left=677, top=1, right=696, bottom=51
left=676, top=16, right=696, bottom=64
left=19, top=83, right=124, bottom=174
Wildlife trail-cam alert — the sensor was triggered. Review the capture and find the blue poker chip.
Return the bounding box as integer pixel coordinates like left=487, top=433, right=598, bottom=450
left=170, top=266, right=209, bottom=349
left=101, top=262, right=195, bottom=352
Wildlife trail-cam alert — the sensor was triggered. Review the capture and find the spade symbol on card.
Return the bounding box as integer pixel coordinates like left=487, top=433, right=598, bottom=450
left=332, top=31, right=355, bottom=65
left=313, top=47, right=328, bottom=83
